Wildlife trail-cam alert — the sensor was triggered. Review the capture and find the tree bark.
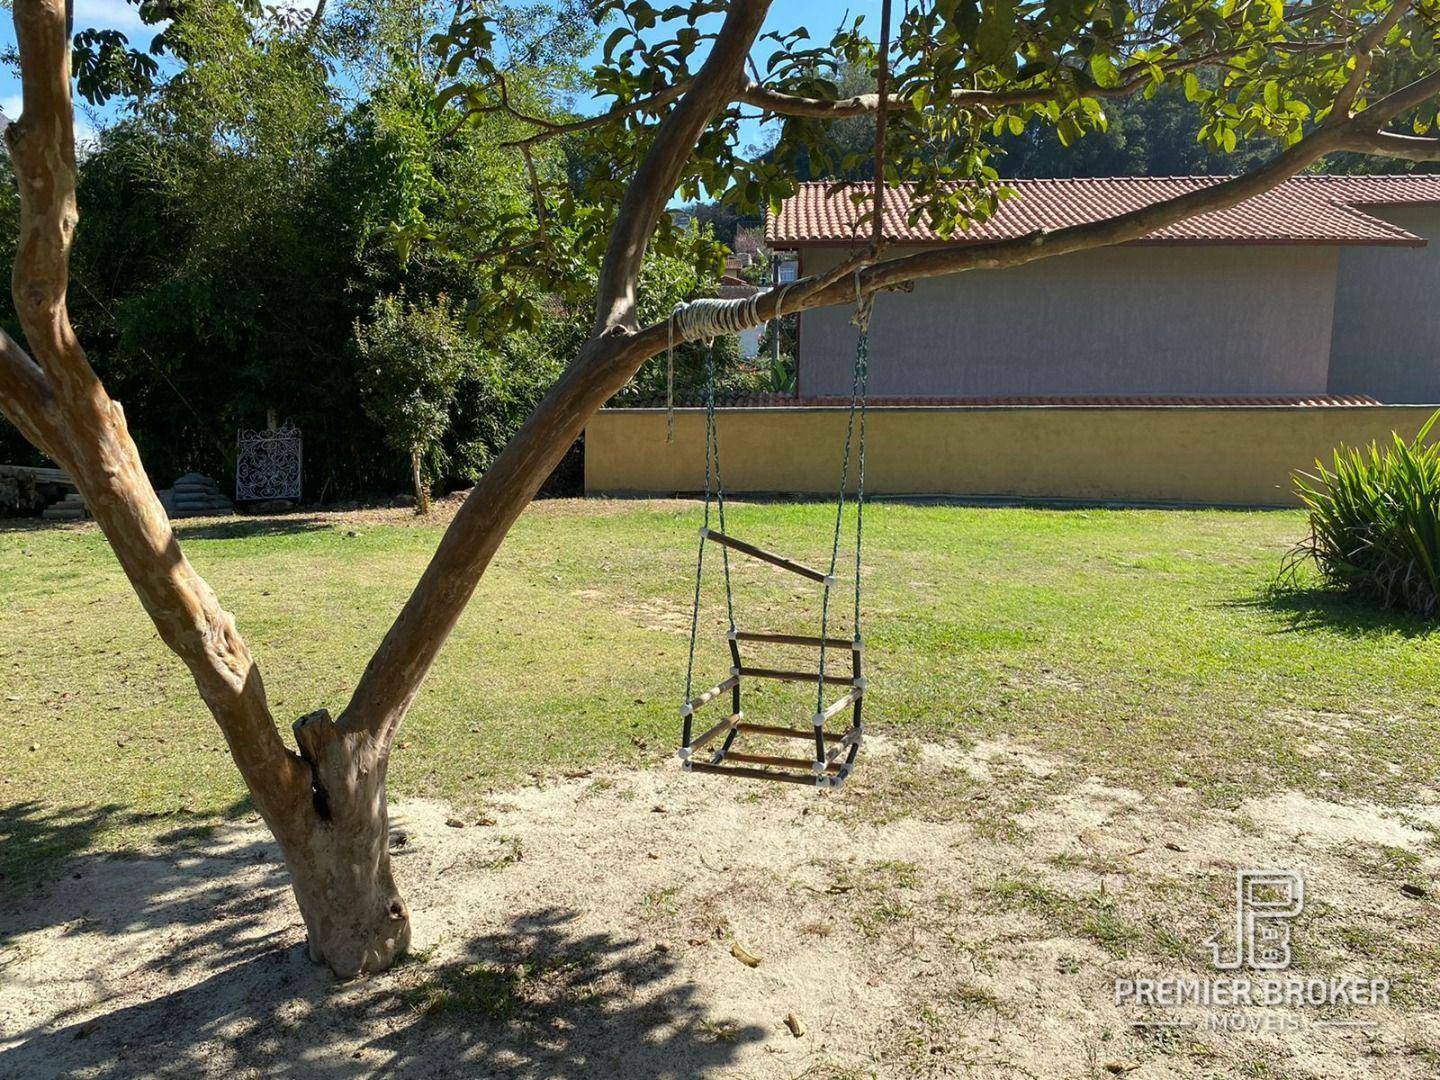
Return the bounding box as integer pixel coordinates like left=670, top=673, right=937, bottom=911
left=411, top=446, right=429, bottom=514
left=0, top=0, right=410, bottom=978
left=289, top=711, right=410, bottom=975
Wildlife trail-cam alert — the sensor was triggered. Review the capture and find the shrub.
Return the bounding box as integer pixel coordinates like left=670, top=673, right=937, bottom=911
left=1288, top=412, right=1440, bottom=615
left=355, top=292, right=473, bottom=513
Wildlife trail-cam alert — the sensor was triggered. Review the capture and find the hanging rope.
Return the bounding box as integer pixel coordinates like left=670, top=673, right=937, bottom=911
left=815, top=279, right=872, bottom=720
left=682, top=338, right=736, bottom=705
left=674, top=0, right=890, bottom=787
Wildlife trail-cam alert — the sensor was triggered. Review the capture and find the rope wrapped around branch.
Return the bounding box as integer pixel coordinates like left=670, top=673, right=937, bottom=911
left=666, top=292, right=765, bottom=442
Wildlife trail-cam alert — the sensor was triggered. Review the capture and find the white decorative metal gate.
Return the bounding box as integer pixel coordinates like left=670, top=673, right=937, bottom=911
left=235, top=424, right=303, bottom=502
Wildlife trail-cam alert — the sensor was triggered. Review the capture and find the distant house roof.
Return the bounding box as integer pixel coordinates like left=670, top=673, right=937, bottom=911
left=766, top=175, right=1440, bottom=248
left=716, top=280, right=760, bottom=300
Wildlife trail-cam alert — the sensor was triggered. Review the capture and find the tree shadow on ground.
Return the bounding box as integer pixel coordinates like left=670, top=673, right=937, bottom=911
left=170, top=516, right=334, bottom=541
left=0, top=798, right=261, bottom=946
left=1230, top=584, right=1436, bottom=638
left=0, top=822, right=763, bottom=1078
left=0, top=515, right=333, bottom=540
left=0, top=800, right=128, bottom=906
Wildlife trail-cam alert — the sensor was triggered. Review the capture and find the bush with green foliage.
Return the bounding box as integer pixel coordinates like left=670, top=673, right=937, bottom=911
left=355, top=293, right=474, bottom=512
left=1288, top=413, right=1440, bottom=616
left=0, top=0, right=723, bottom=500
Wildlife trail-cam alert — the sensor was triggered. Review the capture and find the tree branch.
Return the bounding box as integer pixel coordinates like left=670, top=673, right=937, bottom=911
left=305, top=0, right=327, bottom=43
left=4, top=0, right=307, bottom=820
left=1336, top=128, right=1440, bottom=159
left=1351, top=64, right=1440, bottom=127
left=591, top=0, right=772, bottom=334
left=496, top=80, right=693, bottom=149
left=735, top=42, right=1335, bottom=119
left=0, top=329, right=61, bottom=456
left=1330, top=0, right=1410, bottom=121
left=622, top=122, right=1364, bottom=361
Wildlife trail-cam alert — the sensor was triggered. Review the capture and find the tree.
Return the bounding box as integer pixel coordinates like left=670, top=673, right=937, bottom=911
left=355, top=292, right=471, bottom=512
left=4, top=0, right=1440, bottom=978
left=0, top=0, right=598, bottom=500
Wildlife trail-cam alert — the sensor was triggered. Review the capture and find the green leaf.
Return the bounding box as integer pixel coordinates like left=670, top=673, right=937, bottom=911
left=1089, top=51, right=1120, bottom=89
left=975, top=0, right=1016, bottom=65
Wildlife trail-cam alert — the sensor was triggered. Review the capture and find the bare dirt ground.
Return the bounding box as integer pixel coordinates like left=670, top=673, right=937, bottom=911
left=2, top=736, right=1439, bottom=1079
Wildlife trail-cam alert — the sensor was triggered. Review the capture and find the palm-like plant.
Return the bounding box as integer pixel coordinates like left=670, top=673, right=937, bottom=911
left=1288, top=412, right=1440, bottom=615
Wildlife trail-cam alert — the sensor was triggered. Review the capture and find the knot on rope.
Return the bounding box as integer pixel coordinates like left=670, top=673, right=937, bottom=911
left=849, top=268, right=874, bottom=333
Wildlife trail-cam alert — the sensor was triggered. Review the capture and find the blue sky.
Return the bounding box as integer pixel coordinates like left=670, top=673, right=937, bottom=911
left=0, top=0, right=895, bottom=145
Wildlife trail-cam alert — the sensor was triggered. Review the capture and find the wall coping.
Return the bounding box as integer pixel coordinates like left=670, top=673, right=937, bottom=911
left=600, top=404, right=1439, bottom=414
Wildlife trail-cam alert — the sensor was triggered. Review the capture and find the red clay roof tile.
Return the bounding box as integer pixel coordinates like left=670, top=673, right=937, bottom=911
left=766, top=175, right=1440, bottom=247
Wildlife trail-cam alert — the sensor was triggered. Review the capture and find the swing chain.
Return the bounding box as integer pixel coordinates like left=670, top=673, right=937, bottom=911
left=815, top=317, right=870, bottom=717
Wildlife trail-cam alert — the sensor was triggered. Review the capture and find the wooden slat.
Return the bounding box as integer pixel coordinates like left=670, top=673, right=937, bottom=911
left=688, top=712, right=741, bottom=753
left=819, top=688, right=863, bottom=724
left=724, top=751, right=841, bottom=773
left=739, top=666, right=852, bottom=684
left=688, top=762, right=819, bottom=785
left=684, top=675, right=739, bottom=715
left=704, top=529, right=826, bottom=583
left=734, top=630, right=855, bottom=649
left=824, top=725, right=863, bottom=766
left=737, top=722, right=842, bottom=742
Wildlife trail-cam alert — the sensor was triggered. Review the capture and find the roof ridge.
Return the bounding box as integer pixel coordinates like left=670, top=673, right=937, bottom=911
left=795, top=173, right=1440, bottom=185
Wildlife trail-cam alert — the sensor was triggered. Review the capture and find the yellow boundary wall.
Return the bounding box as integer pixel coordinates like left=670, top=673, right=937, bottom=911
left=584, top=405, right=1440, bottom=507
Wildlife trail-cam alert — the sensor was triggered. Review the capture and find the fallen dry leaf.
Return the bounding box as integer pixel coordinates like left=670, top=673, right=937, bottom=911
left=730, top=941, right=762, bottom=968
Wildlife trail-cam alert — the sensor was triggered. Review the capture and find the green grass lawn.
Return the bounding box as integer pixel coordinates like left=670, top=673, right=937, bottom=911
left=4, top=498, right=1440, bottom=895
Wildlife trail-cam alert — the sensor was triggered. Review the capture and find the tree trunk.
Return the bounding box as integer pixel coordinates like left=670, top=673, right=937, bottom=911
left=284, top=710, right=411, bottom=976
left=411, top=446, right=429, bottom=515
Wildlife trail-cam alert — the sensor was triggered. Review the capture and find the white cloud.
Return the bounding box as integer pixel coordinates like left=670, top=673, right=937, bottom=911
left=71, top=0, right=151, bottom=33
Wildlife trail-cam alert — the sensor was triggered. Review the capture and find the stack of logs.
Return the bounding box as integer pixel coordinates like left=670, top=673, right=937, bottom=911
left=158, top=473, right=235, bottom=518
left=41, top=490, right=87, bottom=521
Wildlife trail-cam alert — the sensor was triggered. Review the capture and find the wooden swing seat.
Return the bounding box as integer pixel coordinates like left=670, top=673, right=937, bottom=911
left=679, top=535, right=865, bottom=788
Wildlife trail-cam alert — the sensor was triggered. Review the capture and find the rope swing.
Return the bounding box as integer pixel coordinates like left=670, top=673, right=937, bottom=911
left=673, top=288, right=872, bottom=789
left=669, top=0, right=892, bottom=790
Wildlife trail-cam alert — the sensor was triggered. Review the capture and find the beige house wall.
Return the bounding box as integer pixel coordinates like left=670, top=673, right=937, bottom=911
left=585, top=405, right=1439, bottom=507
left=796, top=245, right=1340, bottom=399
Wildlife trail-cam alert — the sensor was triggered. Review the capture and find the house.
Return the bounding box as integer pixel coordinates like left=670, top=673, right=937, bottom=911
left=717, top=275, right=763, bottom=358
left=767, top=175, right=1440, bottom=404
left=585, top=175, right=1440, bottom=506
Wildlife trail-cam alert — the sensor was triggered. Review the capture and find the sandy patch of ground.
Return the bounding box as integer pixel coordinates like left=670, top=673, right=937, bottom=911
left=1242, top=791, right=1435, bottom=854
left=2, top=745, right=1439, bottom=1078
